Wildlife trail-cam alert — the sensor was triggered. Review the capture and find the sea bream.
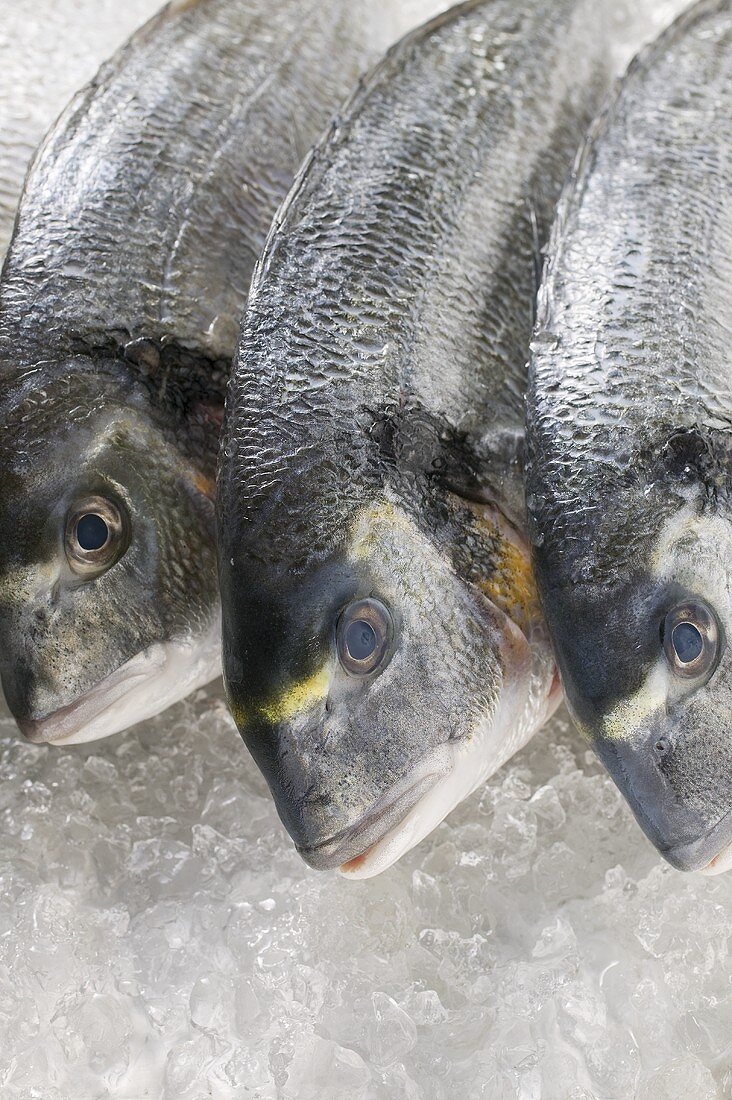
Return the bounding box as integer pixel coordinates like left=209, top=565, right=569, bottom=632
left=0, top=0, right=444, bottom=745
left=526, top=0, right=732, bottom=873
left=218, top=0, right=621, bottom=877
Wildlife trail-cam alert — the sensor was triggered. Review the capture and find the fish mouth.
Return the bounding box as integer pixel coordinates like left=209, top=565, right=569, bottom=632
left=338, top=781, right=444, bottom=880
left=698, top=808, right=732, bottom=876
left=661, top=804, right=732, bottom=875
left=336, top=739, right=487, bottom=881
left=17, top=615, right=221, bottom=745
left=702, top=837, right=732, bottom=876
left=338, top=677, right=558, bottom=880
left=297, top=746, right=452, bottom=872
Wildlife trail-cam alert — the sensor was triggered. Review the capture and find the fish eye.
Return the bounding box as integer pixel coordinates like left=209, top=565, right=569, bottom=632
left=337, top=598, right=393, bottom=676
left=76, top=513, right=109, bottom=551
left=65, top=495, right=129, bottom=577
left=662, top=599, right=720, bottom=680
left=671, top=622, right=703, bottom=664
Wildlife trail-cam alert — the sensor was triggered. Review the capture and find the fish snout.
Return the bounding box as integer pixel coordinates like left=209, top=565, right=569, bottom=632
left=666, top=817, right=732, bottom=875
left=231, top=696, right=449, bottom=871
left=666, top=800, right=732, bottom=875
left=15, top=716, right=52, bottom=744
left=297, top=762, right=445, bottom=870
left=2, top=678, right=65, bottom=743
left=228, top=707, right=375, bottom=852
left=594, top=726, right=716, bottom=871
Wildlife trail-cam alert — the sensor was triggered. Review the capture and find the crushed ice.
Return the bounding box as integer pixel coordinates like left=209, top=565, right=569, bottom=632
left=0, top=693, right=729, bottom=1098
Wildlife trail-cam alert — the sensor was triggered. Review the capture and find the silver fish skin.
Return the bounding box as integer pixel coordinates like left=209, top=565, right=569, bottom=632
left=219, top=0, right=617, bottom=877
left=0, top=0, right=161, bottom=261
left=526, top=0, right=732, bottom=874
left=0, top=0, right=444, bottom=746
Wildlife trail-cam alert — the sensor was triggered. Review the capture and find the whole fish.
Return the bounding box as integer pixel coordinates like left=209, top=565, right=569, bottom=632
left=526, top=0, right=732, bottom=873
left=0, top=0, right=444, bottom=745
left=218, top=0, right=619, bottom=877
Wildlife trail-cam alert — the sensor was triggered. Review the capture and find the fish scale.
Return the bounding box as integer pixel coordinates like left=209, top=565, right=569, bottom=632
left=526, top=0, right=732, bottom=872
left=0, top=0, right=399, bottom=365
left=219, top=0, right=621, bottom=876
left=224, top=0, right=613, bottom=550
left=0, top=0, right=446, bottom=745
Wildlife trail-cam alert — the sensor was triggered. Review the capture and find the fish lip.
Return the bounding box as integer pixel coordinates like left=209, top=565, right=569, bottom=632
left=586, top=730, right=732, bottom=875
left=16, top=646, right=167, bottom=745
left=661, top=805, right=732, bottom=874
left=15, top=612, right=222, bottom=745
left=296, top=758, right=448, bottom=871
left=702, top=836, right=732, bottom=876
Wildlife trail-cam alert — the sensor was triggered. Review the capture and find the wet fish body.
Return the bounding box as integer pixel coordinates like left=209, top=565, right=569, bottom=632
left=0, top=0, right=443, bottom=744
left=219, top=0, right=617, bottom=875
left=526, top=0, right=732, bottom=872
left=0, top=0, right=160, bottom=260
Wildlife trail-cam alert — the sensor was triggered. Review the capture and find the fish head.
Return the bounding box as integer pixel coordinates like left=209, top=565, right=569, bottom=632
left=540, top=473, right=732, bottom=875
left=0, top=358, right=220, bottom=743
left=222, top=489, right=557, bottom=877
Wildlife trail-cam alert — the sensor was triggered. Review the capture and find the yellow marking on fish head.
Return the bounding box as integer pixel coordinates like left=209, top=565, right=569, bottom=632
left=600, top=660, right=671, bottom=743
left=480, top=535, right=539, bottom=632
left=168, top=0, right=205, bottom=14
left=258, top=665, right=331, bottom=724
left=190, top=470, right=216, bottom=501
left=227, top=664, right=331, bottom=729
left=454, top=497, right=539, bottom=633
left=597, top=503, right=727, bottom=744
left=227, top=697, right=248, bottom=729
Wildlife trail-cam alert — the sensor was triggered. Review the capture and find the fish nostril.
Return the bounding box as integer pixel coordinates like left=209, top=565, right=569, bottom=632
left=654, top=736, right=672, bottom=758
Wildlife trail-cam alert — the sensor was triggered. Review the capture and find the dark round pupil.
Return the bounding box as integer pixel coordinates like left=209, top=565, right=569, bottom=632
left=671, top=621, right=704, bottom=664
left=76, top=513, right=109, bottom=552
left=346, top=619, right=377, bottom=661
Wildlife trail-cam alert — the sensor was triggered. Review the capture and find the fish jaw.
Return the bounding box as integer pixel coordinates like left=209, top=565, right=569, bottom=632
left=702, top=835, right=732, bottom=876
left=584, top=708, right=732, bottom=876
left=338, top=653, right=560, bottom=880
left=297, top=748, right=452, bottom=870
left=17, top=613, right=221, bottom=745
left=669, top=806, right=732, bottom=876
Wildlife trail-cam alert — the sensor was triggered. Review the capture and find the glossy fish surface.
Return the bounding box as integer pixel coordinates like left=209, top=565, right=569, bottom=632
left=0, top=0, right=443, bottom=745
left=0, top=0, right=160, bottom=261
left=219, top=0, right=621, bottom=876
left=526, top=0, right=732, bottom=872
